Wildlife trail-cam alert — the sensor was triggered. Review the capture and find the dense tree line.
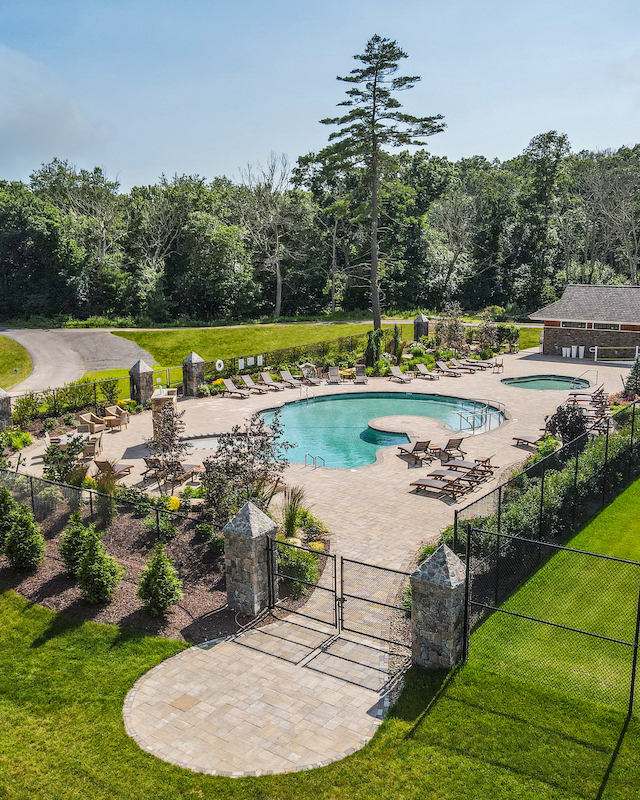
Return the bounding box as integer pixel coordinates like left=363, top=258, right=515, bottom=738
left=1, top=137, right=638, bottom=325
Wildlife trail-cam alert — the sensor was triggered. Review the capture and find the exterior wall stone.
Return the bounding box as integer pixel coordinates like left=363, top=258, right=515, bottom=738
left=0, top=389, right=11, bottom=431
left=543, top=327, right=640, bottom=359
left=223, top=501, right=278, bottom=617
left=410, top=545, right=466, bottom=669
left=129, top=360, right=155, bottom=405
left=182, top=352, right=205, bottom=397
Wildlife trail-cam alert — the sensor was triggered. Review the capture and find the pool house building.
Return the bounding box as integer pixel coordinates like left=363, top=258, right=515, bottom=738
left=530, top=284, right=640, bottom=361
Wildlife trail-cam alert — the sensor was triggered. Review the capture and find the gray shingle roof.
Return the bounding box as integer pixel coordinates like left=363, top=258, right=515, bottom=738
left=529, top=285, right=640, bottom=324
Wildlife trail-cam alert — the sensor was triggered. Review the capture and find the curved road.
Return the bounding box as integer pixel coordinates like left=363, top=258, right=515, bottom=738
left=0, top=328, right=154, bottom=395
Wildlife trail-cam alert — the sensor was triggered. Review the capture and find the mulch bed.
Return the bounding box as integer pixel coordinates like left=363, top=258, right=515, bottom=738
left=0, top=505, right=255, bottom=644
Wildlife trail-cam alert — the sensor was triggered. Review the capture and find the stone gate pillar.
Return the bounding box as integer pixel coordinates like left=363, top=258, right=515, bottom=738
left=223, top=501, right=278, bottom=617
left=182, top=351, right=205, bottom=397
left=129, top=360, right=154, bottom=405
left=414, top=313, right=429, bottom=342
left=410, top=544, right=466, bottom=669
left=0, top=388, right=11, bottom=430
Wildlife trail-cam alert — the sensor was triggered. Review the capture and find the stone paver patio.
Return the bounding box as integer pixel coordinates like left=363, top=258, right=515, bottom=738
left=15, top=349, right=630, bottom=776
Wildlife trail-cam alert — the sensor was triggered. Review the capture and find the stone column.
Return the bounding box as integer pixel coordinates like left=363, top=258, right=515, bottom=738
left=414, top=313, right=429, bottom=342
left=129, top=360, right=154, bottom=405
left=410, top=544, right=466, bottom=669
left=223, top=501, right=278, bottom=616
left=0, top=388, right=11, bottom=430
left=182, top=351, right=205, bottom=397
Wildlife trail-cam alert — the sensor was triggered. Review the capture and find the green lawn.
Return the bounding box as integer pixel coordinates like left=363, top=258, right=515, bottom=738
left=518, top=326, right=542, bottom=350
left=0, top=588, right=637, bottom=799
left=471, top=476, right=640, bottom=711
left=0, top=335, right=32, bottom=390
left=115, top=322, right=412, bottom=367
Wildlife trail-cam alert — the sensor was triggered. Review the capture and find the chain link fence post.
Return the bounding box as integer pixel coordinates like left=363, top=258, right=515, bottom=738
left=602, top=417, right=611, bottom=508
left=29, top=475, right=35, bottom=512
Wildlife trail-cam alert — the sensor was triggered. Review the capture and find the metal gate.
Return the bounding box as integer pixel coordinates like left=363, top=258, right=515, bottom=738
left=340, top=558, right=411, bottom=648
left=267, top=538, right=339, bottom=628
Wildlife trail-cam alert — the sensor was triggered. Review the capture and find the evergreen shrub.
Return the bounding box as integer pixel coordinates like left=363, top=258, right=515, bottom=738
left=4, top=504, right=45, bottom=570
left=137, top=543, right=184, bottom=615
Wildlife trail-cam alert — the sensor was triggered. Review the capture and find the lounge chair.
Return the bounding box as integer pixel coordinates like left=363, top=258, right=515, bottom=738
left=410, top=476, right=469, bottom=500
left=259, top=372, right=286, bottom=391
left=444, top=455, right=495, bottom=475
left=142, top=457, right=165, bottom=484
left=353, top=364, right=368, bottom=384
left=428, top=437, right=467, bottom=459
left=301, top=365, right=322, bottom=385
left=397, top=441, right=434, bottom=465
left=78, top=413, right=105, bottom=434
left=327, top=366, right=341, bottom=384
left=105, top=405, right=129, bottom=430
left=222, top=378, right=249, bottom=399
left=463, top=359, right=491, bottom=370
left=569, top=383, right=604, bottom=398
left=242, top=374, right=269, bottom=394
left=513, top=434, right=545, bottom=448
left=389, top=365, right=411, bottom=383
left=415, top=363, right=439, bottom=380
left=428, top=467, right=485, bottom=486
left=450, top=358, right=479, bottom=373
left=94, top=459, right=133, bottom=479
left=435, top=361, right=462, bottom=377
left=280, top=370, right=302, bottom=388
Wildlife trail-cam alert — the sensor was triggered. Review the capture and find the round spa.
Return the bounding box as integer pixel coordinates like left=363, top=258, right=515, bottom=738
left=501, top=375, right=590, bottom=391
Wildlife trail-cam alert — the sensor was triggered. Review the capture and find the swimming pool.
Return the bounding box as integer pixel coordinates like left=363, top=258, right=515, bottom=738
left=262, top=392, right=505, bottom=469
left=501, top=375, right=590, bottom=391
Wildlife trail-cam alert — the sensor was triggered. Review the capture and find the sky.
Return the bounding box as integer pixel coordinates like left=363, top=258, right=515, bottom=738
left=1, top=0, right=639, bottom=190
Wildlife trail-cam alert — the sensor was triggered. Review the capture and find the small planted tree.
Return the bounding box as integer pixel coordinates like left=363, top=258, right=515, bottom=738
left=4, top=504, right=45, bottom=571
left=59, top=513, right=95, bottom=574
left=137, top=543, right=184, bottom=615
left=0, top=487, right=17, bottom=551
left=42, top=436, right=85, bottom=483
left=145, top=404, right=191, bottom=490
left=475, top=311, right=498, bottom=352
left=364, top=328, right=384, bottom=367
left=77, top=532, right=124, bottom=604
left=625, top=356, right=640, bottom=397
left=434, top=301, right=465, bottom=352
left=546, top=404, right=589, bottom=444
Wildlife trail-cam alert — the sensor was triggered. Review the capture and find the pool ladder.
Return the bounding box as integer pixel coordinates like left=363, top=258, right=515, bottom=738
left=571, top=369, right=598, bottom=389
left=300, top=385, right=316, bottom=402
left=454, top=399, right=505, bottom=433
left=304, top=453, right=326, bottom=469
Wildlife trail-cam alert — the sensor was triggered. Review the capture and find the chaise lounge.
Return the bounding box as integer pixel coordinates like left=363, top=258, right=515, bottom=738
left=222, top=378, right=249, bottom=398
left=389, top=365, right=411, bottom=383
left=397, top=441, right=434, bottom=465
left=280, top=370, right=302, bottom=388
left=242, top=374, right=269, bottom=394
left=415, top=363, right=439, bottom=380
left=258, top=372, right=286, bottom=391
left=435, top=361, right=462, bottom=377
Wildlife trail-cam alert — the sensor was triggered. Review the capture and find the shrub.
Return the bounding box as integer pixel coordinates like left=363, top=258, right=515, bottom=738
left=546, top=404, right=588, bottom=444
left=166, top=496, right=180, bottom=511
left=282, top=485, right=305, bottom=538
left=99, top=379, right=119, bottom=405
left=2, top=429, right=31, bottom=451
left=277, top=539, right=320, bottom=599
left=4, top=504, right=45, bottom=571
left=12, top=392, right=42, bottom=428
left=94, top=472, right=117, bottom=526
left=43, top=417, right=58, bottom=431
left=62, top=412, right=76, bottom=427
left=0, top=487, right=17, bottom=551
left=77, top=533, right=124, bottom=603
left=297, top=508, right=328, bottom=540
left=42, top=435, right=85, bottom=482
left=59, top=514, right=95, bottom=574
left=33, top=485, right=64, bottom=520
left=144, top=510, right=178, bottom=542
left=137, top=543, right=184, bottom=615
left=197, top=383, right=210, bottom=397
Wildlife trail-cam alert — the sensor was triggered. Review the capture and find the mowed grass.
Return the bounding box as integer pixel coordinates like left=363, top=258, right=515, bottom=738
left=0, top=588, right=638, bottom=800
left=114, top=322, right=412, bottom=367
left=519, top=326, right=542, bottom=350
left=471, top=476, right=640, bottom=711
left=0, top=334, right=32, bottom=389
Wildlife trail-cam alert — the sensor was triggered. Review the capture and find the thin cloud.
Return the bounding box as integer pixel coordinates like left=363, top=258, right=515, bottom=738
left=0, top=43, right=111, bottom=176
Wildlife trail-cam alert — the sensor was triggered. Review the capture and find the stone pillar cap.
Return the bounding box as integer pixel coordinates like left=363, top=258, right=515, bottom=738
left=415, top=313, right=429, bottom=322
left=183, top=351, right=204, bottom=365
left=0, top=387, right=8, bottom=398
left=129, top=359, right=154, bottom=375
left=223, top=501, right=278, bottom=539
left=411, top=544, right=465, bottom=589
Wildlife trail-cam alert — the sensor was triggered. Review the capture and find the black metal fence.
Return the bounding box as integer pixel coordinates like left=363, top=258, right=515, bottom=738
left=463, top=526, right=640, bottom=715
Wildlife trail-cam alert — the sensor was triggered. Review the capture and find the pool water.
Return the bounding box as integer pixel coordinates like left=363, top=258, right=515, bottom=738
left=501, top=375, right=590, bottom=391
left=262, top=392, right=504, bottom=469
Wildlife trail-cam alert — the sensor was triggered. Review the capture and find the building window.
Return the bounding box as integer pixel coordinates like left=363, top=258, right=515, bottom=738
left=561, top=321, right=587, bottom=329
left=593, top=322, right=620, bottom=331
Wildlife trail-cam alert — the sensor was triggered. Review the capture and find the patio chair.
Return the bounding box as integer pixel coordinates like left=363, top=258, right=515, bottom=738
left=327, top=366, right=341, bottom=384
left=513, top=433, right=545, bottom=448
left=492, top=359, right=504, bottom=374
left=82, top=440, right=100, bottom=460
left=410, top=476, right=469, bottom=500
left=428, top=437, right=467, bottom=459
left=222, top=378, right=250, bottom=399
left=241, top=374, right=269, bottom=394
left=142, top=457, right=166, bottom=484
left=397, top=440, right=433, bottom=465
left=353, top=364, right=368, bottom=384
left=450, top=358, right=479, bottom=373
left=435, top=361, right=462, bottom=377
left=94, top=459, right=134, bottom=479
left=389, top=365, right=411, bottom=383
left=301, top=364, right=322, bottom=385
left=280, top=370, right=302, bottom=388
left=165, top=462, right=203, bottom=488
left=105, top=406, right=129, bottom=430
left=259, top=371, right=286, bottom=391
left=415, top=363, right=439, bottom=380
left=78, top=413, right=105, bottom=434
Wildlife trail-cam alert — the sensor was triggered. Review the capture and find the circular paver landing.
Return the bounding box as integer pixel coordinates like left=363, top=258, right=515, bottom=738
left=123, top=619, right=391, bottom=777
